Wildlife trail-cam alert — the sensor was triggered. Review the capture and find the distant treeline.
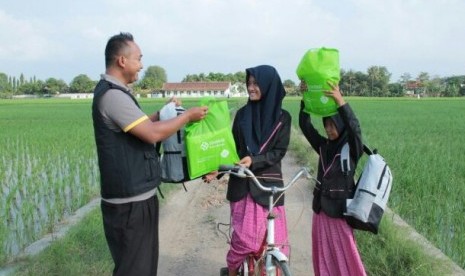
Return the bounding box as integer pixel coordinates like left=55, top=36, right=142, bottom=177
left=1, top=65, right=464, bottom=98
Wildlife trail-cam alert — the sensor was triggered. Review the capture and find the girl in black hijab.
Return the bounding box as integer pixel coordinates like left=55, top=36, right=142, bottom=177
left=205, top=65, right=292, bottom=275
left=239, top=65, right=286, bottom=155
left=299, top=81, right=366, bottom=275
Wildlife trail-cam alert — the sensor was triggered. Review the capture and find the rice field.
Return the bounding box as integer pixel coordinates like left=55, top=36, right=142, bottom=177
left=1, top=97, right=464, bottom=270
left=0, top=99, right=167, bottom=265
left=283, top=97, right=465, bottom=269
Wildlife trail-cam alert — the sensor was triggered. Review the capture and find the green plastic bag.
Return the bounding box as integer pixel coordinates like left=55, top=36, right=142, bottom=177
left=296, top=47, right=340, bottom=117
left=184, top=98, right=239, bottom=179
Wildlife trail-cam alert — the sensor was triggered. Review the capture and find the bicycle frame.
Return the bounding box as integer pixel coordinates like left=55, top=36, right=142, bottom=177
left=218, top=165, right=312, bottom=276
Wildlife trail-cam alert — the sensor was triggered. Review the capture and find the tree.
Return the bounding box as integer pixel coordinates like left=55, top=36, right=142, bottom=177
left=0, top=73, right=13, bottom=98
left=340, top=69, right=358, bottom=96
left=353, top=72, right=366, bottom=96
left=283, top=79, right=298, bottom=95
left=417, top=72, right=429, bottom=83
left=388, top=83, right=403, bottom=97
left=18, top=80, right=45, bottom=95
left=425, top=76, right=443, bottom=96
left=0, top=73, right=11, bottom=93
left=19, top=73, right=25, bottom=86
left=139, top=65, right=167, bottom=91
left=233, top=71, right=246, bottom=83
left=367, top=66, right=391, bottom=96
left=11, top=76, right=17, bottom=93
left=416, top=72, right=430, bottom=95
left=399, top=73, right=412, bottom=90
left=442, top=76, right=465, bottom=97
left=69, top=74, right=95, bottom=93
left=207, top=72, right=225, bottom=81
left=45, top=78, right=69, bottom=94
left=443, top=83, right=459, bottom=97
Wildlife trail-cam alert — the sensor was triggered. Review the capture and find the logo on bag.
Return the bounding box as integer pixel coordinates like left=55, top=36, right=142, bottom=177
left=320, top=95, right=329, bottom=104
left=200, top=138, right=226, bottom=151
left=309, top=84, right=322, bottom=90
left=200, top=142, right=209, bottom=151
left=220, top=149, right=230, bottom=158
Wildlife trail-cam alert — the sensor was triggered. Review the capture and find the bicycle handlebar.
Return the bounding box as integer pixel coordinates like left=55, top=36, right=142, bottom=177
left=218, top=164, right=312, bottom=194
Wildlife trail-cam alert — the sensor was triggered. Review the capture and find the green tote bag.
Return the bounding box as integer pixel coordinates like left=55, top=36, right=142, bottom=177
left=296, top=47, right=340, bottom=117
left=184, top=98, right=239, bottom=179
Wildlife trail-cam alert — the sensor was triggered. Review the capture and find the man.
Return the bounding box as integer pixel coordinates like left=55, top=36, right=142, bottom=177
left=92, top=32, right=207, bottom=276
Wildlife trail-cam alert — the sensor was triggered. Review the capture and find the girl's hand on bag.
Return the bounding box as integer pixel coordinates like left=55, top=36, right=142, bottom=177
left=167, top=96, right=182, bottom=106
left=325, top=82, right=346, bottom=107
left=299, top=80, right=308, bottom=92
left=202, top=171, right=219, bottom=183
left=237, top=156, right=252, bottom=168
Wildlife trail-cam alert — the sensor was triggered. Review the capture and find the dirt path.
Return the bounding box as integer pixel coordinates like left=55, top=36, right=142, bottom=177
left=158, top=153, right=315, bottom=275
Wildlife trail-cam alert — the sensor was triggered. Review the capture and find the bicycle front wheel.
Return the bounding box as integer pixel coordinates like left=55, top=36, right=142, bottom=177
left=272, top=257, right=291, bottom=276
left=256, top=256, right=291, bottom=276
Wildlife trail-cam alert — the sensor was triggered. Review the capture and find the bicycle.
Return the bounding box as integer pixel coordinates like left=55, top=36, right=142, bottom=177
left=217, top=164, right=313, bottom=276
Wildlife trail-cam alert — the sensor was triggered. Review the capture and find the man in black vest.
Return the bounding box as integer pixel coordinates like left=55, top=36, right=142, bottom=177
left=92, top=32, right=208, bottom=276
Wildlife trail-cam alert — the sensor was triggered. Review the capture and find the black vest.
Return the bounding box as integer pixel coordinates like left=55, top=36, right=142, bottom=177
left=92, top=79, right=160, bottom=199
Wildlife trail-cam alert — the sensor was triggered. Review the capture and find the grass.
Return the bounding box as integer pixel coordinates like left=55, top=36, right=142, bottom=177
left=12, top=127, right=451, bottom=276
left=13, top=209, right=113, bottom=276
left=288, top=124, right=454, bottom=276
left=2, top=96, right=465, bottom=275
left=284, top=96, right=465, bottom=269
left=356, top=218, right=451, bottom=276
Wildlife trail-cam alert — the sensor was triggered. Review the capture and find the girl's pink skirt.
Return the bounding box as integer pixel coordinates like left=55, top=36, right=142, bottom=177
left=227, top=193, right=289, bottom=271
left=312, top=212, right=366, bottom=276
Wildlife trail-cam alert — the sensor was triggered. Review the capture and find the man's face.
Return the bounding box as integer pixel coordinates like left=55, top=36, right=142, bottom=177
left=122, top=41, right=143, bottom=84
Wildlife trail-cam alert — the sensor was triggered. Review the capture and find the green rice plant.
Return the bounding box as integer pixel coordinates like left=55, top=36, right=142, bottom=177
left=0, top=98, right=175, bottom=265
left=2, top=97, right=464, bottom=271
left=349, top=98, right=465, bottom=268
left=356, top=217, right=450, bottom=276
left=285, top=96, right=465, bottom=269
left=0, top=99, right=100, bottom=265
left=14, top=208, right=113, bottom=276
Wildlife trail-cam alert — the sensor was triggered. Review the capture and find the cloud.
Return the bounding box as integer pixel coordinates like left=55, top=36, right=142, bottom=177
left=0, top=0, right=464, bottom=83
left=0, top=10, right=60, bottom=61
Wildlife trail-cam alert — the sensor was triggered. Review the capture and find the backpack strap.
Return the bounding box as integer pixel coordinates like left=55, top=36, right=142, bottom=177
left=341, top=143, right=372, bottom=173
left=155, top=141, right=162, bottom=155
left=157, top=186, right=165, bottom=199
left=340, top=142, right=351, bottom=174
left=363, top=144, right=373, bottom=155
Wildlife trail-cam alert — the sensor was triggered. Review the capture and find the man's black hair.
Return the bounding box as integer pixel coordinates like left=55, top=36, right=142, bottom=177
left=104, top=32, right=134, bottom=68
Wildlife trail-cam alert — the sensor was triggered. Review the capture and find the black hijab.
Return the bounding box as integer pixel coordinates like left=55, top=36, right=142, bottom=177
left=322, top=113, right=347, bottom=159
left=323, top=113, right=345, bottom=135
left=240, top=65, right=286, bottom=155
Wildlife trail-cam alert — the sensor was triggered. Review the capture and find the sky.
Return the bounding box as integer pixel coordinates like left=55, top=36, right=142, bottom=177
left=0, top=0, right=464, bottom=84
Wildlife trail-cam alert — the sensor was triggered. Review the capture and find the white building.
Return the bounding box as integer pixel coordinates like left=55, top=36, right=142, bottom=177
left=56, top=93, right=94, bottom=99
left=154, top=82, right=246, bottom=98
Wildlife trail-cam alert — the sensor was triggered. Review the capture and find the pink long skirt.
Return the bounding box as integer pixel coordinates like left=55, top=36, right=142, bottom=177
left=312, top=212, right=366, bottom=276
left=227, top=193, right=289, bottom=271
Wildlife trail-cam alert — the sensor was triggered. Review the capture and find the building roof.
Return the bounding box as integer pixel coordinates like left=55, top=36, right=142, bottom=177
left=406, top=81, right=422, bottom=89
left=162, top=82, right=230, bottom=91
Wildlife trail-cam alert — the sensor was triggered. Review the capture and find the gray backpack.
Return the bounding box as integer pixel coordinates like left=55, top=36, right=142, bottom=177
left=340, top=143, right=393, bottom=234
left=156, top=103, right=190, bottom=189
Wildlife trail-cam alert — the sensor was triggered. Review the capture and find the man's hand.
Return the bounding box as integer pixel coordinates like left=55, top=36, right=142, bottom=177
left=185, top=106, right=208, bottom=122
